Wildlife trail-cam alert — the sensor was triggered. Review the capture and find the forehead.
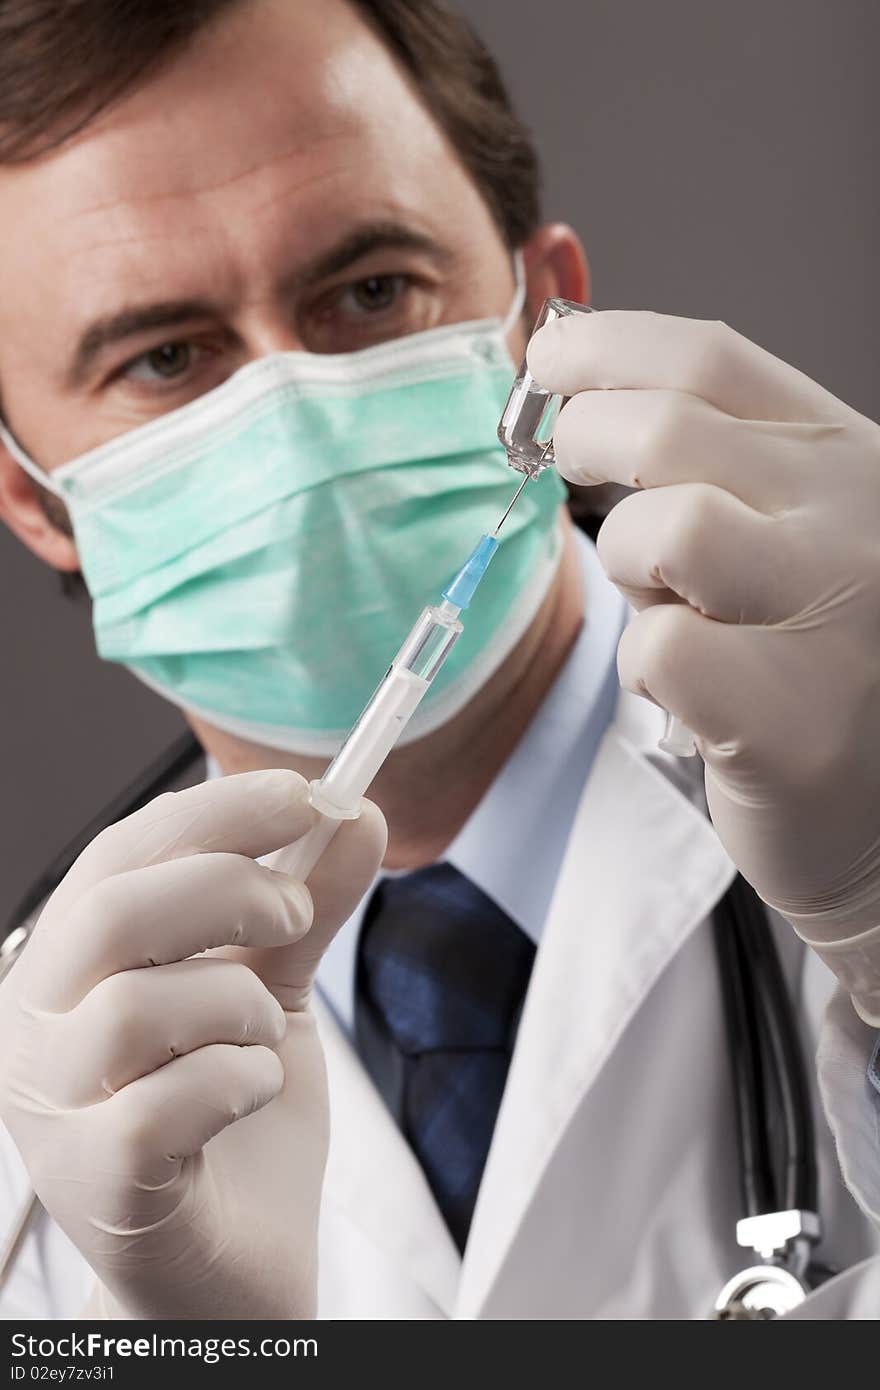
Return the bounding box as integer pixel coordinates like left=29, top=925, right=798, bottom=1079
left=0, top=0, right=495, bottom=323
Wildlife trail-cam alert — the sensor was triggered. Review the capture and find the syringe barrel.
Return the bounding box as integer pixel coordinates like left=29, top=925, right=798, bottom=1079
left=497, top=297, right=591, bottom=477
left=310, top=603, right=463, bottom=819
left=392, top=600, right=463, bottom=683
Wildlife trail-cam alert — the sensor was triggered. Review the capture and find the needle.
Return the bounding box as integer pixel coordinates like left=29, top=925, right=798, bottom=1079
left=492, top=471, right=530, bottom=537
left=492, top=436, right=555, bottom=537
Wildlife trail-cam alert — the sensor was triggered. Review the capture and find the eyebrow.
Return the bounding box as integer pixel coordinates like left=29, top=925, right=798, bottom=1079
left=295, top=221, right=451, bottom=287
left=66, top=220, right=453, bottom=387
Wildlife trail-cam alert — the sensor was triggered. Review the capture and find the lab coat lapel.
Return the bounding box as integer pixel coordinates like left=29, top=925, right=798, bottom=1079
left=313, top=993, right=461, bottom=1315
left=455, top=691, right=736, bottom=1318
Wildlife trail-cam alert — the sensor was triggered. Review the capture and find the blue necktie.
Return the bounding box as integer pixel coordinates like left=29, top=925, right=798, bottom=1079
left=354, top=862, right=536, bottom=1251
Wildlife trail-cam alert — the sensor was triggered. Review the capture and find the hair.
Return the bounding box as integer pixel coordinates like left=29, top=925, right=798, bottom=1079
left=0, top=0, right=541, bottom=249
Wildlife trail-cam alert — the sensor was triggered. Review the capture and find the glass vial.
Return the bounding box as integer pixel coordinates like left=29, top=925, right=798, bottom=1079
left=497, top=296, right=591, bottom=477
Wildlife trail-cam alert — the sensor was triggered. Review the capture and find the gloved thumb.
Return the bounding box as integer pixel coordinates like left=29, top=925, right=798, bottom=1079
left=228, top=798, right=387, bottom=1011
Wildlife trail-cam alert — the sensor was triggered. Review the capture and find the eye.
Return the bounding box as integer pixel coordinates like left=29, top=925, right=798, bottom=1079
left=125, top=342, right=193, bottom=382
left=345, top=275, right=402, bottom=314
left=299, top=272, right=434, bottom=352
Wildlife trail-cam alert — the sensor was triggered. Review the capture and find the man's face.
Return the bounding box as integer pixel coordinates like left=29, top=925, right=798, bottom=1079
left=0, top=0, right=519, bottom=474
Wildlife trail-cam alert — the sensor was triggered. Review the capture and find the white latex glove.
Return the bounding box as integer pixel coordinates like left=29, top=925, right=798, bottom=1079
left=0, top=769, right=385, bottom=1319
left=529, top=311, right=880, bottom=1024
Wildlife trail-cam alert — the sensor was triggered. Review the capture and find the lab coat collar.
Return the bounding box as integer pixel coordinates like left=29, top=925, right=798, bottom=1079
left=453, top=695, right=736, bottom=1315
left=315, top=685, right=736, bottom=1318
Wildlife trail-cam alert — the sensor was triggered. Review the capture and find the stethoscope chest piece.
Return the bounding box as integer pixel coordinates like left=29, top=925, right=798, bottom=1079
left=714, top=1264, right=809, bottom=1319
left=713, top=1208, right=820, bottom=1319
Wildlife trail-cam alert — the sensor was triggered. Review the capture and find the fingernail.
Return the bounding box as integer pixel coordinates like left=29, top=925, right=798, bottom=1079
left=252, top=767, right=310, bottom=813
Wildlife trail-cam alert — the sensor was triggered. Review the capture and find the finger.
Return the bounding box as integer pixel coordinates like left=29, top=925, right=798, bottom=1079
left=43, top=769, right=317, bottom=921
left=619, top=601, right=862, bottom=789
left=98, top=1043, right=284, bottom=1180
left=235, top=797, right=388, bottom=1010
left=551, top=386, right=828, bottom=505
left=29, top=852, right=314, bottom=1010
left=49, top=958, right=287, bottom=1106
left=616, top=601, right=754, bottom=743
left=596, top=483, right=801, bottom=623
left=527, top=311, right=849, bottom=424
left=615, top=601, right=807, bottom=755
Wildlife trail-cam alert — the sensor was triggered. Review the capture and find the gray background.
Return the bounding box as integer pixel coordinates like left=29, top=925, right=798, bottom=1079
left=1, top=0, right=878, bottom=927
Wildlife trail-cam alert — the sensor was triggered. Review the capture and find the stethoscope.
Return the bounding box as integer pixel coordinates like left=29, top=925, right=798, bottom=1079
left=0, top=732, right=833, bottom=1317
left=710, top=875, right=832, bottom=1316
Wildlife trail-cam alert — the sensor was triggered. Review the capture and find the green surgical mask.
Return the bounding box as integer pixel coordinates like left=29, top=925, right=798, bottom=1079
left=1, top=285, right=566, bottom=756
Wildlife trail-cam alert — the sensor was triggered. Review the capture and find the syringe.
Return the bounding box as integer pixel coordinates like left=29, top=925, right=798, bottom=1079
left=270, top=531, right=502, bottom=881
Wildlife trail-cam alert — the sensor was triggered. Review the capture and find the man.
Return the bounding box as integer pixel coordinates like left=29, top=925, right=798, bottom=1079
left=0, top=0, right=879, bottom=1320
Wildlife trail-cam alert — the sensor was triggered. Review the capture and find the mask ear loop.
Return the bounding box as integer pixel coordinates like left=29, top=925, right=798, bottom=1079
left=500, top=249, right=528, bottom=337
left=0, top=417, right=66, bottom=498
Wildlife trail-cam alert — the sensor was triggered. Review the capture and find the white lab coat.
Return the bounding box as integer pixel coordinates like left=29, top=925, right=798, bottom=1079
left=311, top=688, right=880, bottom=1319
left=2, top=687, right=880, bottom=1320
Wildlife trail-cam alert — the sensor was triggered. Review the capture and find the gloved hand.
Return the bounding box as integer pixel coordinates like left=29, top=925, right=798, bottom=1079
left=0, top=769, right=386, bottom=1319
left=529, top=311, right=880, bottom=1024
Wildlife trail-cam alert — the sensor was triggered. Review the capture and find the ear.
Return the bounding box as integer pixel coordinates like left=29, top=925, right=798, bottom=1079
left=0, top=439, right=80, bottom=572
left=521, top=223, right=591, bottom=323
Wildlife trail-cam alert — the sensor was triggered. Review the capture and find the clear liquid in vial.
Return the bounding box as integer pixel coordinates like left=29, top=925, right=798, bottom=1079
left=497, top=377, right=563, bottom=476
left=497, top=296, right=588, bottom=476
